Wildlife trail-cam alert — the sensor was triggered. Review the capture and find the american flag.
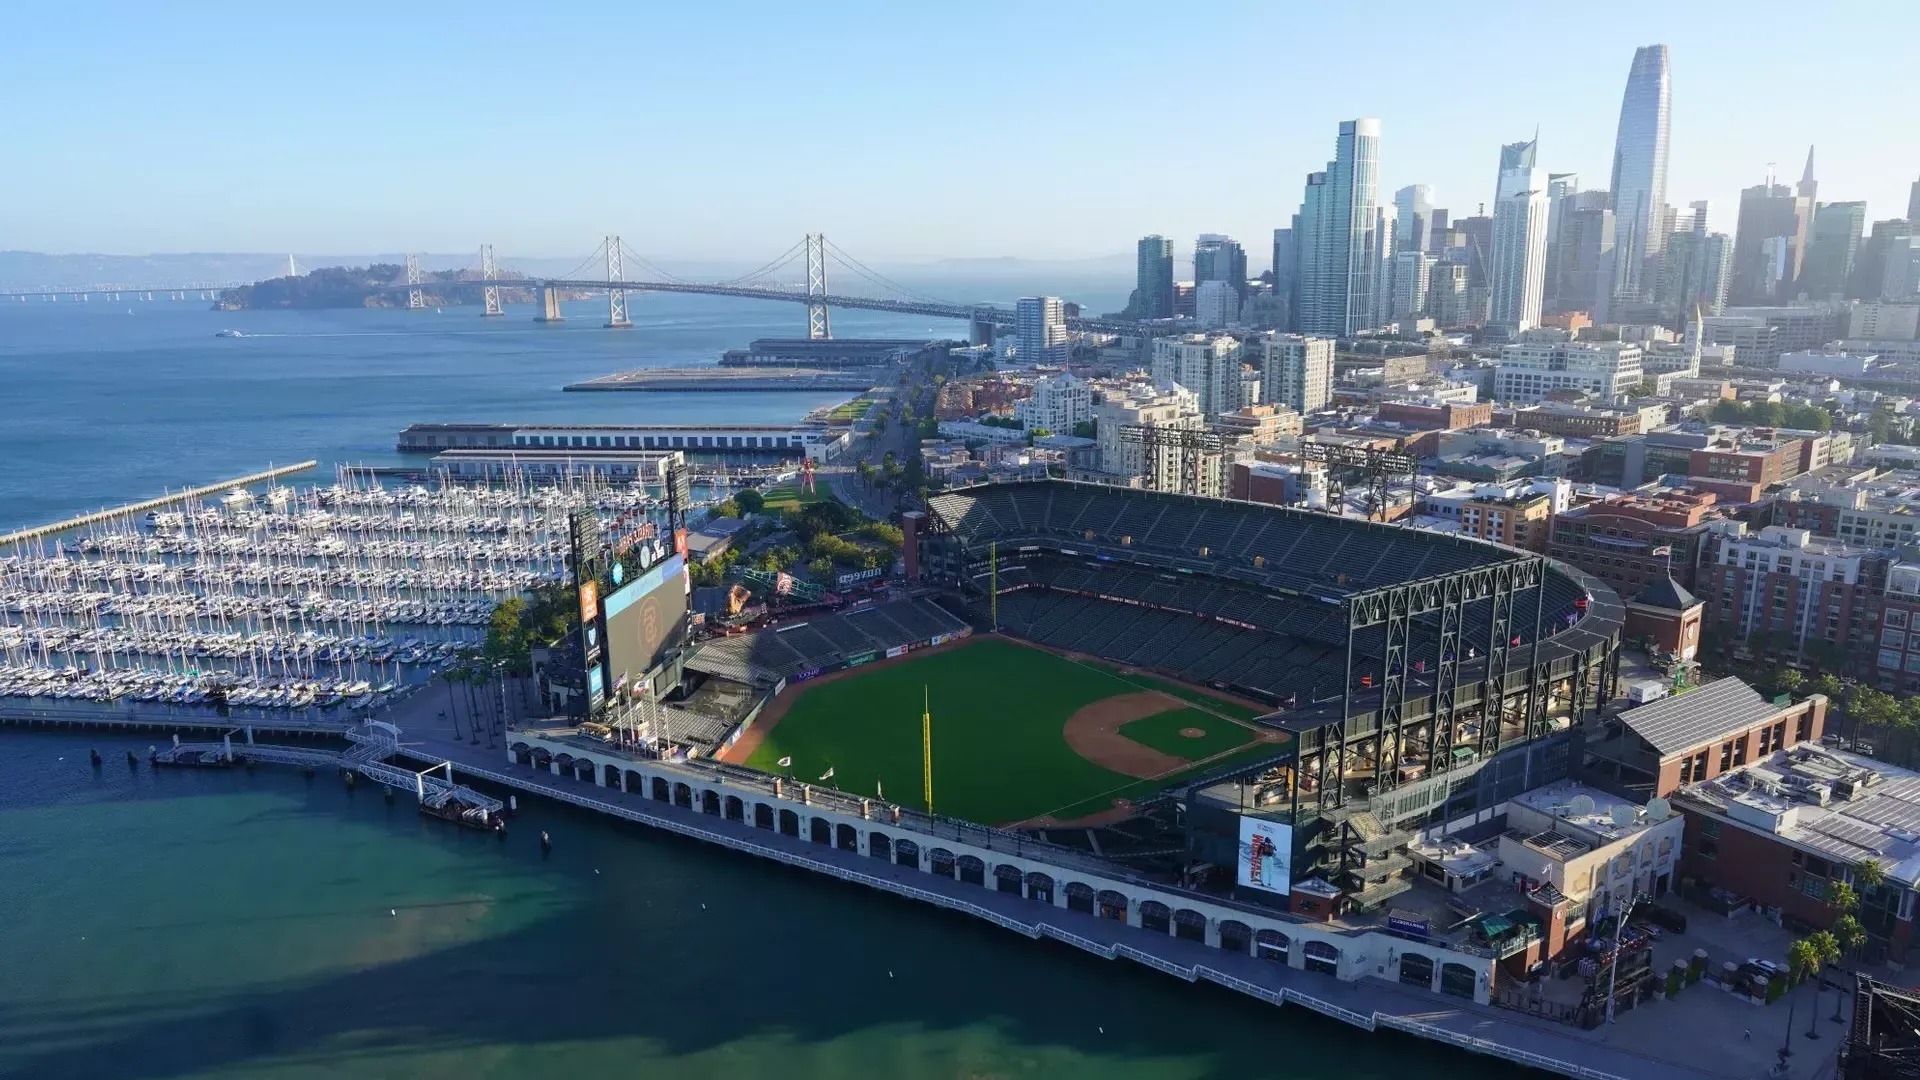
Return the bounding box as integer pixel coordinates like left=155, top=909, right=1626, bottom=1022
left=1651, top=545, right=1673, bottom=556
left=776, top=572, right=795, bottom=595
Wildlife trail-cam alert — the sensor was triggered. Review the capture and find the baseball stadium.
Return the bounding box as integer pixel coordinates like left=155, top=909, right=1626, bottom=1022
left=684, top=477, right=1624, bottom=905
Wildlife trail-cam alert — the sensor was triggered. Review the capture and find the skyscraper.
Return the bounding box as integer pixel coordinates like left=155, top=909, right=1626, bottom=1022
left=1854, top=220, right=1915, bottom=301
left=1909, top=178, right=1920, bottom=226
left=1194, top=233, right=1248, bottom=311
left=1296, top=119, right=1382, bottom=336
left=1550, top=194, right=1616, bottom=315
left=1543, top=172, right=1579, bottom=275
left=1657, top=229, right=1732, bottom=316
left=1730, top=172, right=1814, bottom=305
left=1607, top=45, right=1673, bottom=301
left=1134, top=236, right=1174, bottom=320
left=1800, top=201, right=1867, bottom=301
left=1394, top=185, right=1433, bottom=255
left=1271, top=227, right=1297, bottom=332
left=1015, top=296, right=1067, bottom=365
left=1496, top=136, right=1538, bottom=197
left=1488, top=166, right=1550, bottom=332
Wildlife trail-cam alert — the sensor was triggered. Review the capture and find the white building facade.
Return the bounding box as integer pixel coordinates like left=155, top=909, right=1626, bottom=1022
left=1151, top=334, right=1245, bottom=418
left=1494, top=341, right=1644, bottom=404
left=1260, top=333, right=1334, bottom=415
left=1012, top=372, right=1094, bottom=434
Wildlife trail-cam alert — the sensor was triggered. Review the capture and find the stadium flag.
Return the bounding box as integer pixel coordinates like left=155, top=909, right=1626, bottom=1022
left=819, top=766, right=835, bottom=781
left=876, top=779, right=884, bottom=800
left=777, top=756, right=792, bottom=768
left=1652, top=545, right=1673, bottom=556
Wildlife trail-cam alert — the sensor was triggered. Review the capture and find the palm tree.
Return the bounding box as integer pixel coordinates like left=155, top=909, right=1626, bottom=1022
left=440, top=666, right=464, bottom=740
left=1789, top=931, right=1841, bottom=984
left=1833, top=913, right=1867, bottom=960
left=1824, top=879, right=1859, bottom=915
left=1854, top=858, right=1887, bottom=891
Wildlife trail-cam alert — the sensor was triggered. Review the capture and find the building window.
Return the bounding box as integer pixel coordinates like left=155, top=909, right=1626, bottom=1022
left=1797, top=711, right=1813, bottom=743
left=1720, top=742, right=1734, bottom=772
left=1699, top=838, right=1719, bottom=861
left=1701, top=818, right=1722, bottom=839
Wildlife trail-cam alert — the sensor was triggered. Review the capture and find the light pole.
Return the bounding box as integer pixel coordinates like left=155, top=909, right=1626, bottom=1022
left=1605, top=892, right=1654, bottom=1026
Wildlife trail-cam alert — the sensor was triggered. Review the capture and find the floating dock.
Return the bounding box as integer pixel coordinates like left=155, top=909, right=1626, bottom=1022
left=0, top=461, right=318, bottom=548
left=151, top=721, right=506, bottom=827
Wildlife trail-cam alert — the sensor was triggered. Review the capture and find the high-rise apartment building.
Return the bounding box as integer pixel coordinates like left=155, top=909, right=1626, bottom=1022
left=1134, top=236, right=1175, bottom=320
left=1801, top=202, right=1867, bottom=301
left=1260, top=334, right=1333, bottom=414
left=1012, top=373, right=1093, bottom=434
left=1550, top=192, right=1616, bottom=314
left=1295, top=119, right=1382, bottom=336
left=1909, top=179, right=1920, bottom=226
left=1608, top=45, right=1673, bottom=301
left=1489, top=165, right=1550, bottom=332
left=1194, top=234, right=1248, bottom=312
left=1394, top=185, right=1433, bottom=255
left=1855, top=220, right=1915, bottom=302
left=1152, top=334, right=1245, bottom=417
left=1392, top=251, right=1434, bottom=323
left=1543, top=172, right=1579, bottom=278
left=1271, top=227, right=1297, bottom=332
left=1194, top=280, right=1239, bottom=330
left=1428, top=261, right=1470, bottom=326
left=1657, top=230, right=1733, bottom=316
left=1015, top=296, right=1068, bottom=365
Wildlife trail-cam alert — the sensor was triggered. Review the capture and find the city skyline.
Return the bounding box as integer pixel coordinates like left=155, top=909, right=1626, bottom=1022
left=2, top=3, right=1917, bottom=262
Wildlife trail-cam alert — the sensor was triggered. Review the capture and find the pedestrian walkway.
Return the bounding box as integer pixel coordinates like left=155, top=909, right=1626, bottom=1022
left=390, top=711, right=1765, bottom=1080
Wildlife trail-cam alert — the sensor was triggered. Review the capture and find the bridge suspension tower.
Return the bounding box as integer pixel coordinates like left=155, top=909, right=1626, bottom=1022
left=405, top=254, right=424, bottom=310
left=605, top=235, right=631, bottom=329
left=805, top=232, right=831, bottom=340
left=480, top=245, right=504, bottom=317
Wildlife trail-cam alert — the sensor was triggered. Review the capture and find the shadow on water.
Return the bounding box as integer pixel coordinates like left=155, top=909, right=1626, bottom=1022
left=1, top=731, right=1506, bottom=1080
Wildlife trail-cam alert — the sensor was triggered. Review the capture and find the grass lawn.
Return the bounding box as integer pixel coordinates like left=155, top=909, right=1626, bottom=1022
left=758, top=484, right=836, bottom=515
left=1080, top=661, right=1266, bottom=721
left=826, top=398, right=876, bottom=421
left=1118, top=708, right=1256, bottom=761
left=744, top=637, right=1285, bottom=824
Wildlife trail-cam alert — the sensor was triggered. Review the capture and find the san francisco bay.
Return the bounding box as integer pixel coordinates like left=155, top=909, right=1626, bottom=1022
left=0, top=291, right=1505, bottom=1079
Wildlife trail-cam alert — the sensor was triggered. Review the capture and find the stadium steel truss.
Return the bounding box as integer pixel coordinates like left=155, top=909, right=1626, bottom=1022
left=1294, top=442, right=1418, bottom=522
left=1841, top=976, right=1920, bottom=1080
left=920, top=479, right=1623, bottom=824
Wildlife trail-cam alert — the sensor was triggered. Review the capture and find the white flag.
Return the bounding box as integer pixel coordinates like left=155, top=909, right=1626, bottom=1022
left=777, top=756, right=792, bottom=768
left=877, top=779, right=884, bottom=799
left=819, top=766, right=835, bottom=781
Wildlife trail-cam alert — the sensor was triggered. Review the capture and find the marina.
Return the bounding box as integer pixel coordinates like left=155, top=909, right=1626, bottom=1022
left=0, top=464, right=682, bottom=724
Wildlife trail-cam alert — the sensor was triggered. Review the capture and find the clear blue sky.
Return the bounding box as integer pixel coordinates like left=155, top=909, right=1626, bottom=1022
left=3, top=0, right=1914, bottom=269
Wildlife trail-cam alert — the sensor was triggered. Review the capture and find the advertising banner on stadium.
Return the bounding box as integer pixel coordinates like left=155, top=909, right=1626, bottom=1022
left=1236, top=817, right=1292, bottom=896
left=885, top=645, right=908, bottom=659
left=845, top=651, right=879, bottom=668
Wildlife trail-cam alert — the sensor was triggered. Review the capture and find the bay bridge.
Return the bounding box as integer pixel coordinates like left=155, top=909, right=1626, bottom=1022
left=397, top=234, right=1144, bottom=340
left=2, top=234, right=1151, bottom=339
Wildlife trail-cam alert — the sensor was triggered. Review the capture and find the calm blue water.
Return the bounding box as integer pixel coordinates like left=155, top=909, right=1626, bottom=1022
left=0, top=289, right=1500, bottom=1079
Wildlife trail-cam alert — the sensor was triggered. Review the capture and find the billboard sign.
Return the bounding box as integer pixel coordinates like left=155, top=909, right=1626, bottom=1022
left=1236, top=816, right=1292, bottom=896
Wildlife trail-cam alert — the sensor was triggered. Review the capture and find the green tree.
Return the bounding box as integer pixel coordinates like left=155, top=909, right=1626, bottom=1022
left=856, top=461, right=875, bottom=489
left=1824, top=879, right=1859, bottom=915
left=1776, top=669, right=1805, bottom=697
left=1833, top=913, right=1868, bottom=958
left=1855, top=858, right=1887, bottom=891
left=734, top=488, right=765, bottom=515
left=1711, top=399, right=1745, bottom=423
left=1071, top=420, right=1096, bottom=438
left=1788, top=931, right=1841, bottom=982
left=1812, top=673, right=1844, bottom=701
left=806, top=556, right=833, bottom=579
left=711, top=497, right=741, bottom=519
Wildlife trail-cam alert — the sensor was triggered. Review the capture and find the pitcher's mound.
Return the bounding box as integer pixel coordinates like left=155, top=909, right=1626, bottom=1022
left=1178, top=727, right=1207, bottom=739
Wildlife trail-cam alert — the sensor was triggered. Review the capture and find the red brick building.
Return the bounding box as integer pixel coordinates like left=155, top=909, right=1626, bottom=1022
left=1546, top=490, right=1725, bottom=595
left=1376, top=400, right=1493, bottom=431
left=1690, top=441, right=1805, bottom=488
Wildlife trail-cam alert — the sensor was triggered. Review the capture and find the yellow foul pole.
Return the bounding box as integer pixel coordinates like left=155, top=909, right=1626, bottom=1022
left=990, top=540, right=998, bottom=631
left=922, top=685, right=934, bottom=815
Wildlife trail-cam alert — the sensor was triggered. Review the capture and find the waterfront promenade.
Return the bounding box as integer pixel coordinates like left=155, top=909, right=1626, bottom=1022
left=381, top=702, right=1786, bottom=1080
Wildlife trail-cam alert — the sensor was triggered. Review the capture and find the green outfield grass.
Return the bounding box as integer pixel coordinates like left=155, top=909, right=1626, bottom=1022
left=758, top=484, right=836, bottom=515
left=1117, top=708, right=1256, bottom=761
left=1077, top=661, right=1267, bottom=721
left=743, top=637, right=1282, bottom=824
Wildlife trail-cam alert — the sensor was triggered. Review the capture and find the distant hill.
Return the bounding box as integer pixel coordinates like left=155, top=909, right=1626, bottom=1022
left=215, top=264, right=560, bottom=310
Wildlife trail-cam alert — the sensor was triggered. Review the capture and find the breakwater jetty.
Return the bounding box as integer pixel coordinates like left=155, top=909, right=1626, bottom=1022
left=564, top=367, right=886, bottom=392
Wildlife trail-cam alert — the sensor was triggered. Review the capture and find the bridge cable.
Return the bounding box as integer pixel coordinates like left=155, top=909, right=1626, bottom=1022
left=713, top=239, right=809, bottom=287
left=821, top=238, right=956, bottom=307
left=614, top=237, right=695, bottom=286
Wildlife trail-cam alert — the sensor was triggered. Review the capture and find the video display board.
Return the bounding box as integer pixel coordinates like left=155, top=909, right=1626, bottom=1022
left=1236, top=816, right=1293, bottom=896
left=600, top=552, right=688, bottom=694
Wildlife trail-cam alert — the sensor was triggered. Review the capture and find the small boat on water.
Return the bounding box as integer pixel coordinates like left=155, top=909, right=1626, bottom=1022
left=422, top=801, right=506, bottom=832
left=214, top=329, right=245, bottom=338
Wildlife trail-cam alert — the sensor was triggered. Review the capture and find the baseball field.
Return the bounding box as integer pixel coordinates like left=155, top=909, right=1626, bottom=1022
left=724, top=636, right=1286, bottom=826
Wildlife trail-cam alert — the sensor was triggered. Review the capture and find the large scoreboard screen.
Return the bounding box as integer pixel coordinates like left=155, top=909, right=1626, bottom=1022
left=600, top=552, right=688, bottom=694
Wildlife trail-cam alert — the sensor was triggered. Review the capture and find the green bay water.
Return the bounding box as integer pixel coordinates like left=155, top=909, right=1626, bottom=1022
left=1, top=292, right=1512, bottom=1078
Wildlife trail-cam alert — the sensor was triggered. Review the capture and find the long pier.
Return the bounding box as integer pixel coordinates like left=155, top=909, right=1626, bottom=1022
left=0, top=461, right=319, bottom=547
